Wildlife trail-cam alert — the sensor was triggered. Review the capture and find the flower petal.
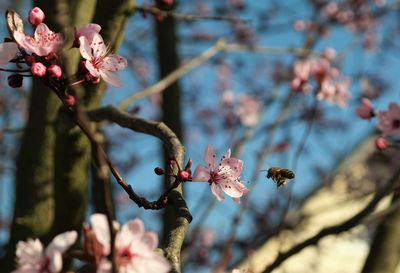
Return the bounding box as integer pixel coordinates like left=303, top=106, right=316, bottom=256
left=219, top=179, right=247, bottom=198
left=100, top=69, right=122, bottom=87
left=46, top=231, right=77, bottom=256
left=104, top=54, right=127, bottom=72
left=0, top=42, right=18, bottom=65
left=141, top=231, right=158, bottom=250
left=48, top=251, right=63, bottom=273
left=204, top=144, right=217, bottom=171
left=192, top=165, right=211, bottom=182
left=116, top=218, right=144, bottom=249
left=90, top=213, right=111, bottom=255
left=211, top=183, right=224, bottom=201
left=90, top=33, right=106, bottom=59
left=79, top=36, right=93, bottom=61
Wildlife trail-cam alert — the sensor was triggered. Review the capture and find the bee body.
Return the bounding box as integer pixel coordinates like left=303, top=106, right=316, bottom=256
left=266, top=167, right=295, bottom=187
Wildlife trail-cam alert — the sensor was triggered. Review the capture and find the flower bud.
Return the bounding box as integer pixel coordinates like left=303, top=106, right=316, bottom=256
left=28, top=7, right=45, bottom=26
left=7, top=74, right=23, bottom=88
left=356, top=98, right=374, bottom=119
left=47, top=64, right=62, bottom=79
left=178, top=170, right=190, bottom=181
left=31, top=62, right=46, bottom=77
left=154, top=167, right=165, bottom=175
left=375, top=136, right=389, bottom=151
left=63, top=95, right=76, bottom=107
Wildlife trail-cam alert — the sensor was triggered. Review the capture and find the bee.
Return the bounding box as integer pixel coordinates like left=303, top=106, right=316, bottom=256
left=266, top=167, right=295, bottom=188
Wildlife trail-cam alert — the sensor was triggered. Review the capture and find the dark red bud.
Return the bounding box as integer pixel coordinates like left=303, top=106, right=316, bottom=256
left=154, top=167, right=165, bottom=175
left=63, top=95, right=76, bottom=108
left=8, top=74, right=23, bottom=88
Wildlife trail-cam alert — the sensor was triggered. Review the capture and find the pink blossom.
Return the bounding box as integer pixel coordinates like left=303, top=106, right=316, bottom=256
left=192, top=145, right=249, bottom=204
left=13, top=23, right=63, bottom=56
left=377, top=103, right=400, bottom=137
left=316, top=79, right=351, bottom=108
left=0, top=42, right=18, bottom=65
left=74, top=23, right=101, bottom=46
left=90, top=214, right=171, bottom=273
left=31, top=62, right=47, bottom=77
left=237, top=94, right=261, bottom=127
left=375, top=136, right=389, bottom=150
left=355, top=98, right=374, bottom=119
left=12, top=231, right=77, bottom=273
left=28, top=7, right=45, bottom=26
left=79, top=33, right=127, bottom=87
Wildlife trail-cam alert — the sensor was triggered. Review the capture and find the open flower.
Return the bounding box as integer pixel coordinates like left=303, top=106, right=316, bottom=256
left=0, top=42, right=18, bottom=65
left=377, top=103, right=400, bottom=137
left=90, top=214, right=171, bottom=273
left=79, top=33, right=127, bottom=87
left=13, top=23, right=63, bottom=56
left=192, top=145, right=249, bottom=204
left=12, top=231, right=77, bottom=273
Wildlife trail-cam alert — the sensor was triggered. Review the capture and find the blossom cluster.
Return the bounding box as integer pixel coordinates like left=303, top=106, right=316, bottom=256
left=0, top=7, right=127, bottom=107
left=291, top=50, right=351, bottom=108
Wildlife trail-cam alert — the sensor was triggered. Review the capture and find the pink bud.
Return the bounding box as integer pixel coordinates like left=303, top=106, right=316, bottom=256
left=63, top=95, right=76, bottom=107
left=356, top=98, right=374, bottom=119
left=28, top=7, right=45, bottom=26
left=7, top=74, right=23, bottom=88
left=375, top=136, right=389, bottom=150
left=31, top=62, right=47, bottom=77
left=47, top=64, right=62, bottom=79
left=178, top=170, right=190, bottom=181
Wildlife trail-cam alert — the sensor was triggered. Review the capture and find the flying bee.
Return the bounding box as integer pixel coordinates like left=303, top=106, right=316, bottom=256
left=265, top=167, right=295, bottom=188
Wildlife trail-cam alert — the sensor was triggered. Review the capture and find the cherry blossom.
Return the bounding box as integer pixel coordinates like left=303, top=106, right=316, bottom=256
left=79, top=33, right=127, bottom=87
left=192, top=145, right=249, bottom=204
left=0, top=42, right=18, bottom=65
left=13, top=23, right=63, bottom=56
left=89, top=214, right=171, bottom=273
left=377, top=103, right=400, bottom=137
left=237, top=94, right=261, bottom=127
left=12, top=231, right=77, bottom=273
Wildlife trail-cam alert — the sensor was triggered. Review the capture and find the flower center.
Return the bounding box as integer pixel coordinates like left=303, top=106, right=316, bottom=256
left=392, top=119, right=400, bottom=128
left=91, top=56, right=104, bottom=70
left=209, top=171, right=219, bottom=184
left=117, top=247, right=135, bottom=267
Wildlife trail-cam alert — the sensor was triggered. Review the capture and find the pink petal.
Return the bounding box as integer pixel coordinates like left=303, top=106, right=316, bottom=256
left=204, top=144, right=217, bottom=171
left=90, top=33, right=106, bottom=59
left=211, top=183, right=224, bottom=201
left=223, top=148, right=231, bottom=159
left=34, top=23, right=51, bottom=41
left=97, top=259, right=112, bottom=273
left=192, top=165, right=211, bottom=182
left=77, top=23, right=101, bottom=43
left=141, top=231, right=158, bottom=250
left=46, top=231, right=77, bottom=256
left=90, top=214, right=111, bottom=255
left=48, top=251, right=62, bottom=273
left=13, top=31, right=35, bottom=54
left=0, top=42, right=18, bottom=65
left=219, top=179, right=246, bottom=198
left=100, top=69, right=122, bottom=87
left=116, top=218, right=144, bottom=249
left=84, top=60, right=101, bottom=77
left=79, top=36, right=93, bottom=60
left=104, top=54, right=127, bottom=72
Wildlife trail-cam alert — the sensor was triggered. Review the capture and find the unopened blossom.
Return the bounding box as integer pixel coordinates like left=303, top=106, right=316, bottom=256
left=375, top=136, right=389, bottom=150
left=237, top=95, right=261, bottom=127
left=0, top=42, right=18, bottom=65
left=317, top=79, right=351, bottom=108
left=28, top=7, right=45, bottom=26
left=74, top=23, right=101, bottom=46
left=89, top=214, right=171, bottom=273
left=192, top=145, right=249, bottom=204
left=13, top=23, right=63, bottom=56
left=356, top=98, right=374, bottom=119
left=79, top=33, right=127, bottom=87
left=31, top=62, right=47, bottom=77
left=377, top=103, right=400, bottom=137
left=12, top=231, right=77, bottom=273
left=47, top=64, right=62, bottom=79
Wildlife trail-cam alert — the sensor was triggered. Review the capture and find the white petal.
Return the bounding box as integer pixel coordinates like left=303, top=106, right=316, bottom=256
left=103, top=54, right=127, bottom=72
left=141, top=231, right=158, bottom=250
left=46, top=231, right=77, bottom=256
left=96, top=259, right=112, bottom=273
left=90, top=33, right=106, bottom=59
left=211, top=183, right=224, bottom=201
left=48, top=251, right=62, bottom=273
left=100, top=70, right=122, bottom=87
left=219, top=179, right=246, bottom=198
left=79, top=36, right=93, bottom=60
left=192, top=165, right=211, bottom=182
left=204, top=145, right=217, bottom=171
left=90, top=214, right=111, bottom=255
left=116, top=218, right=144, bottom=249
left=0, top=42, right=18, bottom=65
left=34, top=23, right=51, bottom=41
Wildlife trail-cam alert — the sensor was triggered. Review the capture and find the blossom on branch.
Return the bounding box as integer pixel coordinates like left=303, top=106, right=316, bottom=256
left=192, top=145, right=249, bottom=204
left=89, top=214, right=171, bottom=273
left=377, top=103, right=400, bottom=137
left=12, top=231, right=77, bottom=273
left=13, top=23, right=63, bottom=56
left=79, top=33, right=127, bottom=87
